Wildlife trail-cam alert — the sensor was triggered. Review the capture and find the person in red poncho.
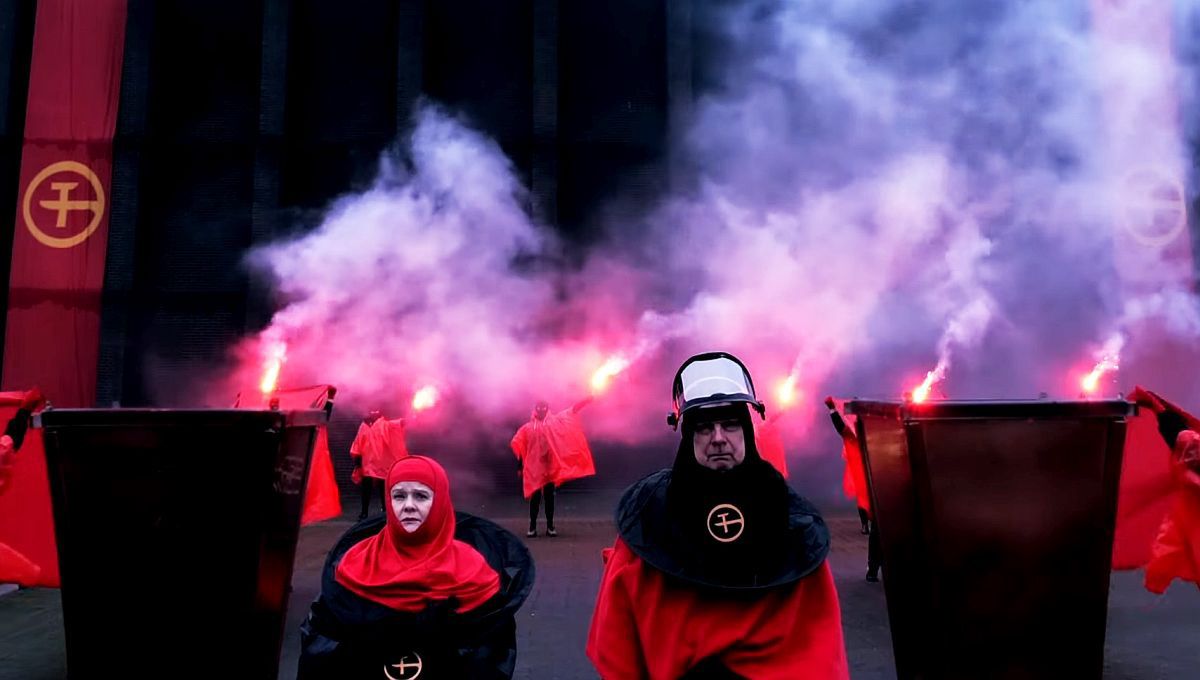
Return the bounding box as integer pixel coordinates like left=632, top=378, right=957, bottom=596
left=587, top=352, right=848, bottom=680
left=299, top=456, right=535, bottom=679
left=511, top=396, right=595, bottom=537
left=824, top=396, right=879, bottom=582
left=1144, top=409, right=1200, bottom=594
left=350, top=409, right=411, bottom=520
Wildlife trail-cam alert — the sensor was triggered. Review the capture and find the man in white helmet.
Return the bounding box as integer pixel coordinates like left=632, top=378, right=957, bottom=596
left=587, top=352, right=848, bottom=679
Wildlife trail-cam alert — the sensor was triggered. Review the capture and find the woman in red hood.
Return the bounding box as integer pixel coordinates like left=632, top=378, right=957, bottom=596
left=299, top=456, right=534, bottom=679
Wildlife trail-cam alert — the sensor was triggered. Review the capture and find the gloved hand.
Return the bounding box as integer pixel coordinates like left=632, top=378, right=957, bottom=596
left=824, top=396, right=836, bottom=410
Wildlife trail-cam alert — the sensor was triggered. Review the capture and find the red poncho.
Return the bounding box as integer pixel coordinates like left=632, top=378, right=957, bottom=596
left=351, top=417, right=410, bottom=479
left=586, top=539, right=848, bottom=679
left=335, top=456, right=500, bottom=612
left=1144, top=430, right=1200, bottom=594
left=510, top=408, right=595, bottom=499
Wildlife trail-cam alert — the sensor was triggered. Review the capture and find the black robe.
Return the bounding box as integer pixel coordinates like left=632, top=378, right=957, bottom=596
left=298, top=512, right=534, bottom=679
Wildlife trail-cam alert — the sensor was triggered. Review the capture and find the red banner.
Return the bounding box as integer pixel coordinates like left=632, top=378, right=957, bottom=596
left=2, top=0, right=128, bottom=406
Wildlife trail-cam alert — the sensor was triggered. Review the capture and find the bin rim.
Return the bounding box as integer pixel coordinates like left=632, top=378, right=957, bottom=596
left=34, top=407, right=329, bottom=429
left=844, top=398, right=1135, bottom=421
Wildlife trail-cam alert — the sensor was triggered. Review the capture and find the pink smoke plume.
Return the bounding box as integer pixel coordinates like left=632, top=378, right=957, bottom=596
left=205, top=5, right=1200, bottom=499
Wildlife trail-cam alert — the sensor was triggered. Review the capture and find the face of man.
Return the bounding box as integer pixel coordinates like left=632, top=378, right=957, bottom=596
left=692, top=416, right=746, bottom=470
left=534, top=402, right=549, bottom=420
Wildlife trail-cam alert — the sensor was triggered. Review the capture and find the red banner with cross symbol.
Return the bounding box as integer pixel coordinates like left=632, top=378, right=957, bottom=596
left=2, top=0, right=128, bottom=406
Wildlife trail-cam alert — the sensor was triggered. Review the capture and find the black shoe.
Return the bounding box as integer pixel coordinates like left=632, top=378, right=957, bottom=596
left=546, top=527, right=557, bottom=537
left=866, top=569, right=879, bottom=583
left=526, top=528, right=537, bottom=538
left=860, top=523, right=870, bottom=535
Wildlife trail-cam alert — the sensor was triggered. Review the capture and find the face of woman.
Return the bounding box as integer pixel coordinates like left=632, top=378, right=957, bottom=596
left=390, top=481, right=435, bottom=533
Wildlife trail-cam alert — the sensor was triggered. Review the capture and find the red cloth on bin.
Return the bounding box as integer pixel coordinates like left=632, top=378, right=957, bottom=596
left=1144, top=430, right=1200, bottom=593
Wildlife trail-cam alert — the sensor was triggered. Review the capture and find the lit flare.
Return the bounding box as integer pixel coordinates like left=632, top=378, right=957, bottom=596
left=591, top=354, right=630, bottom=394
left=259, top=341, right=287, bottom=394
left=412, top=384, right=439, bottom=412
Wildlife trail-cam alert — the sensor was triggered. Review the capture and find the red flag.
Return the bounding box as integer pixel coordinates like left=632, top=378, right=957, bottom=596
left=1113, top=387, right=1199, bottom=574
left=1144, top=430, right=1200, bottom=593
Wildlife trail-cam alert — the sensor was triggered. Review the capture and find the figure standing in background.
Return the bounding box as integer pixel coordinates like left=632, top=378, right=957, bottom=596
left=511, top=397, right=595, bottom=537
left=351, top=409, right=410, bottom=520
left=825, top=396, right=880, bottom=582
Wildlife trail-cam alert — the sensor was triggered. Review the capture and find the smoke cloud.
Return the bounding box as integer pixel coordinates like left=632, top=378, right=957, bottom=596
left=216, top=2, right=1200, bottom=500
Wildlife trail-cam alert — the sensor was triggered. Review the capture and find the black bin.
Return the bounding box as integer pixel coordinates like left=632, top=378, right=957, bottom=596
left=845, top=399, right=1133, bottom=680
left=36, top=408, right=327, bottom=678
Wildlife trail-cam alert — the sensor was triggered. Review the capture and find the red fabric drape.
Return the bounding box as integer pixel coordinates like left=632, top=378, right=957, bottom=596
left=235, top=385, right=341, bottom=524
left=1112, top=387, right=1199, bottom=571
left=1144, top=431, right=1200, bottom=593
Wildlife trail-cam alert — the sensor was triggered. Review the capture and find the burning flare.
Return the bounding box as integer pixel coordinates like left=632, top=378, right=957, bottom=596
left=591, top=354, right=630, bottom=394
left=911, top=360, right=947, bottom=403
left=411, top=384, right=439, bottom=412
left=1080, top=334, right=1124, bottom=396
left=775, top=374, right=799, bottom=408
left=259, top=341, right=287, bottom=394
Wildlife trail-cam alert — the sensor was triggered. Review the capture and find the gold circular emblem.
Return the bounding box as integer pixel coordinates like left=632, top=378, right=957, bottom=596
left=22, top=160, right=106, bottom=249
left=383, top=652, right=423, bottom=680
left=706, top=503, right=745, bottom=543
left=1118, top=167, right=1187, bottom=248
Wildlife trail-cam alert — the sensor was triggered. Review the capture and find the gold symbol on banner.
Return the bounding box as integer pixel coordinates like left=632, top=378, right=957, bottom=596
left=383, top=653, right=424, bottom=680
left=22, top=160, right=106, bottom=249
left=707, top=503, right=745, bottom=543
left=1119, top=167, right=1187, bottom=248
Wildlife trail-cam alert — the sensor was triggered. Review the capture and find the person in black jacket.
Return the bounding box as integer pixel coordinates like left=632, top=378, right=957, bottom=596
left=298, top=456, right=534, bottom=679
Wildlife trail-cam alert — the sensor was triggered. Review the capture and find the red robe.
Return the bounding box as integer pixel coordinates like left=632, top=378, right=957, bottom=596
left=1144, top=430, right=1200, bottom=594
left=586, top=539, right=849, bottom=680
left=510, top=409, right=595, bottom=499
